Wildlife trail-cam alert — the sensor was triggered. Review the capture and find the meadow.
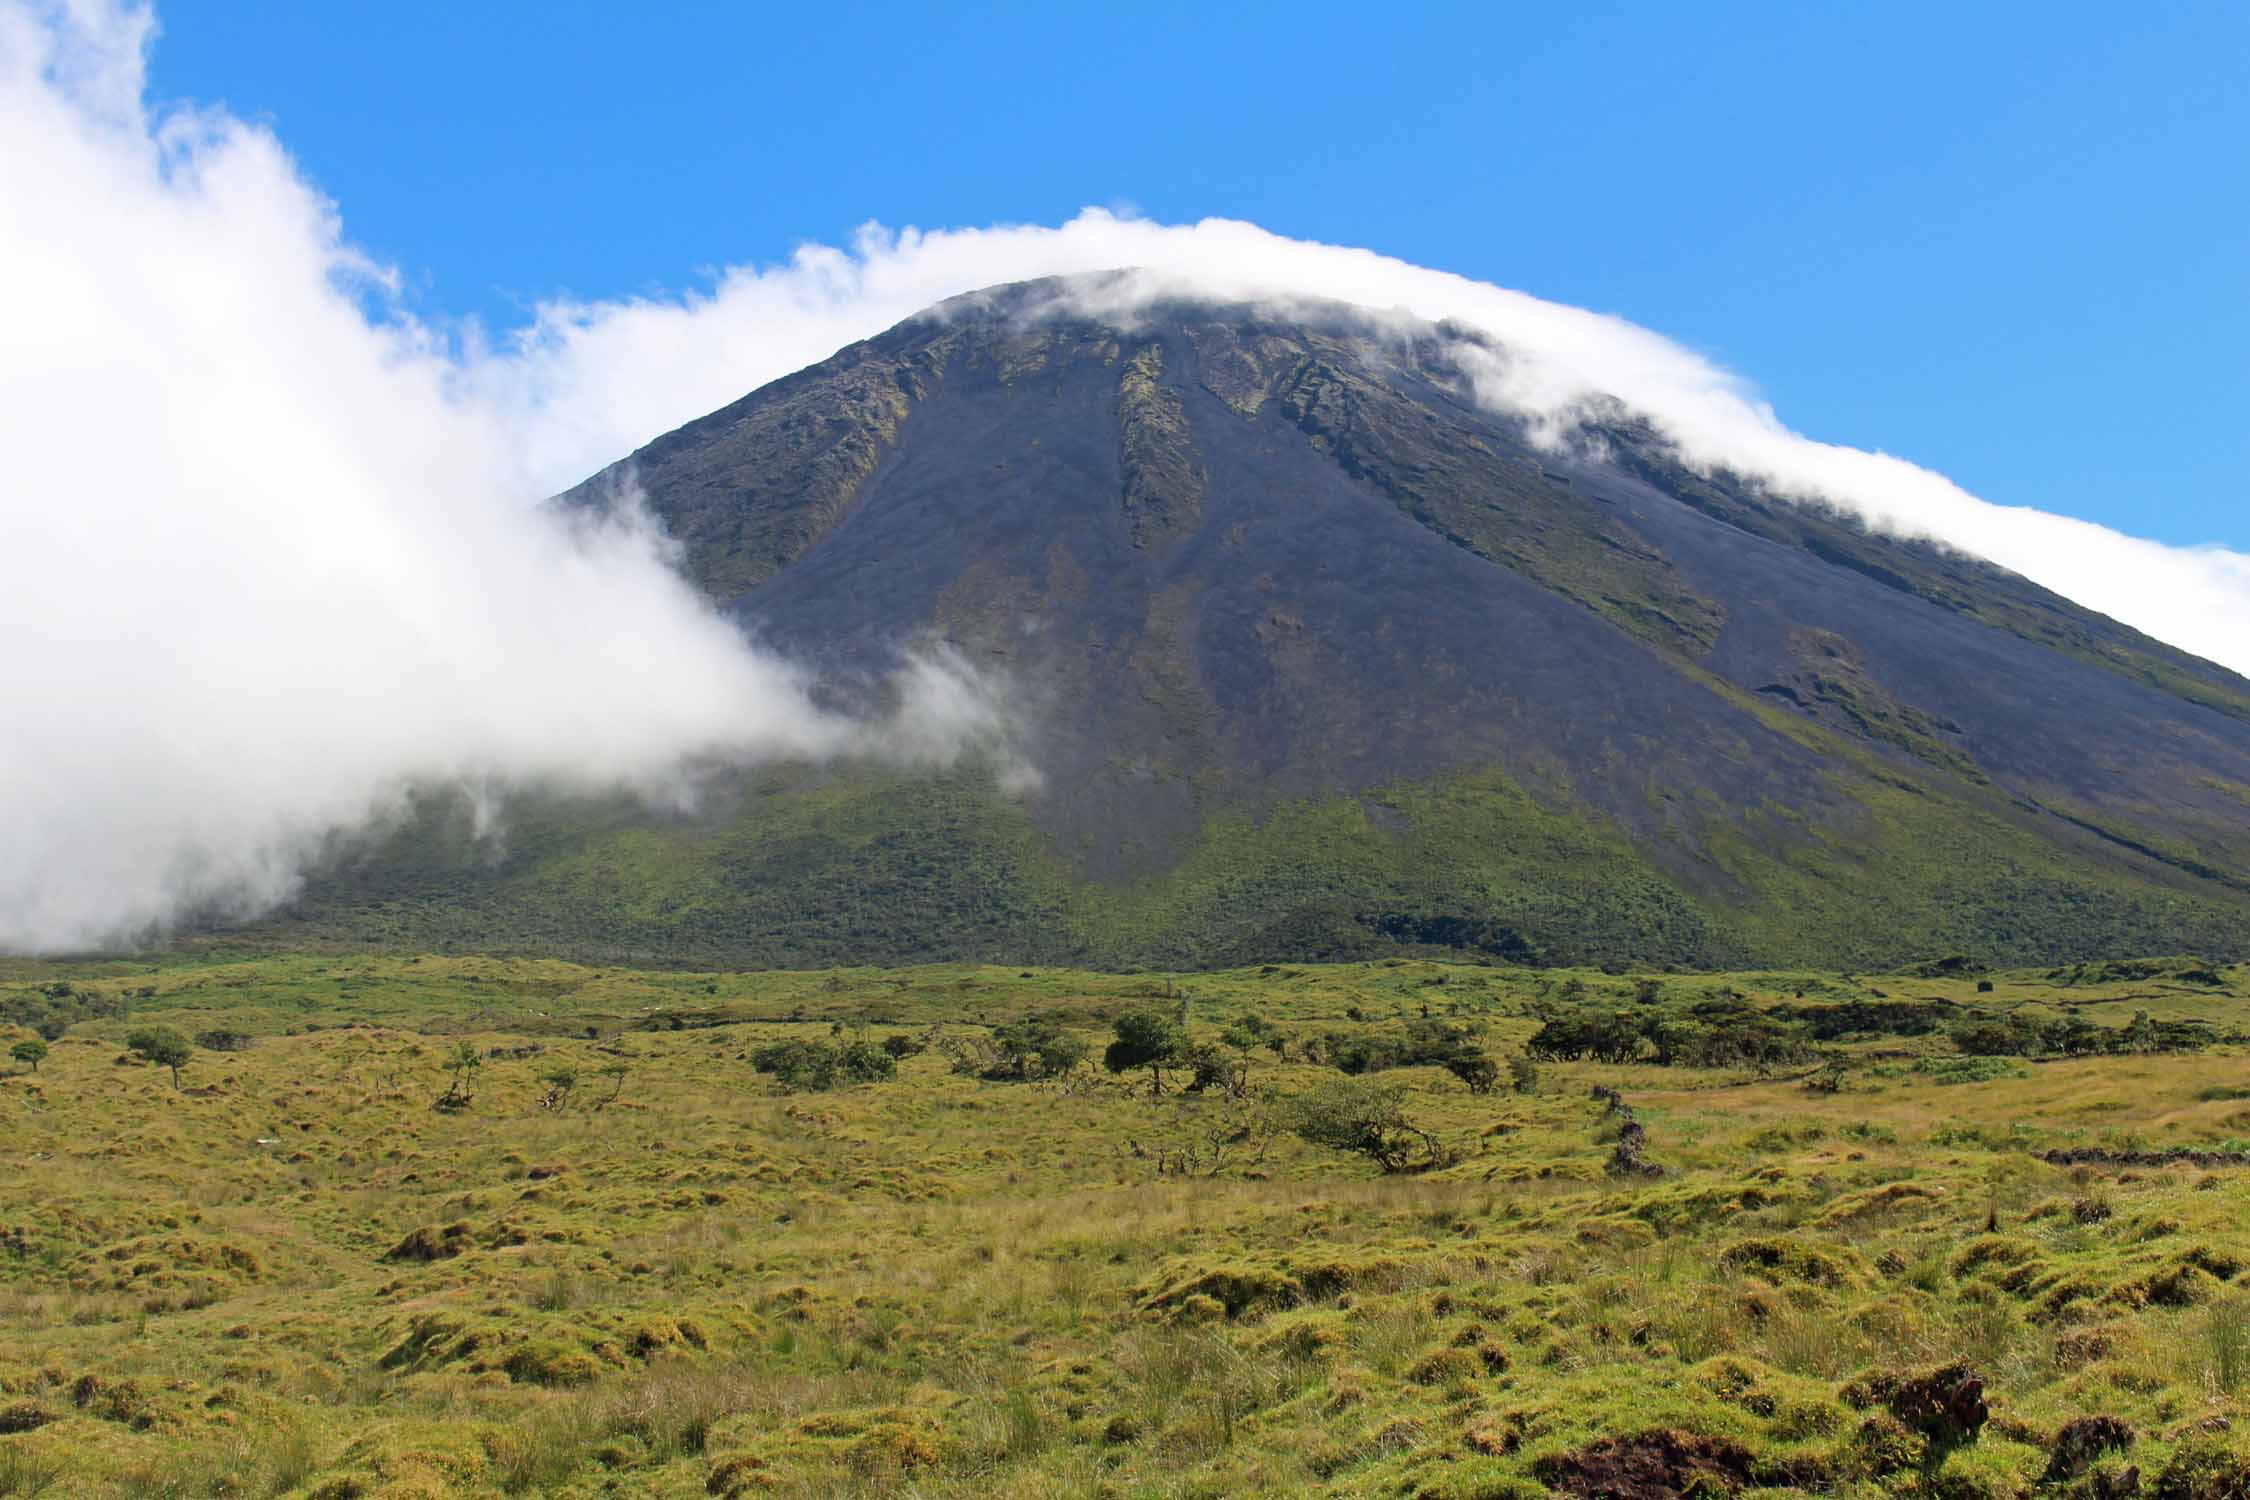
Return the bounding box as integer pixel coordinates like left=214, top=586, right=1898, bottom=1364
left=4, top=951, right=2250, bottom=1498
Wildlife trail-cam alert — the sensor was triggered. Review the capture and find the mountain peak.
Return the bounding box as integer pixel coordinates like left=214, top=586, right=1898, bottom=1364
left=364, top=281, right=2250, bottom=968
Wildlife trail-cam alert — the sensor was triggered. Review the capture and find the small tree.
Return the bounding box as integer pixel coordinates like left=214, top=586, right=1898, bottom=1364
left=1219, top=1014, right=1268, bottom=1049
left=752, top=1039, right=837, bottom=1091
left=1440, top=1052, right=1500, bottom=1095
left=1286, top=1078, right=1449, bottom=1173
left=2045, top=1015, right=2103, bottom=1056
left=126, top=1026, right=191, bottom=1088
left=2120, top=1010, right=2159, bottom=1055
left=11, top=1038, right=47, bottom=1074
left=1105, top=1009, right=1184, bottom=1097
left=1525, top=1008, right=1643, bottom=1064
left=837, top=1040, right=896, bottom=1084
left=1182, top=1043, right=1251, bottom=1098
left=1198, top=1015, right=1278, bottom=1096
left=1950, top=1018, right=2039, bottom=1058
left=750, top=1039, right=894, bottom=1093
left=1398, top=1018, right=1498, bottom=1094
left=437, top=1041, right=481, bottom=1109
left=538, top=1066, right=580, bottom=1110
left=594, top=1060, right=630, bottom=1109
left=990, top=1014, right=1088, bottom=1080
left=1507, top=1053, right=1540, bottom=1095
left=1325, top=1029, right=1381, bottom=1075
left=1140, top=1101, right=1283, bottom=1176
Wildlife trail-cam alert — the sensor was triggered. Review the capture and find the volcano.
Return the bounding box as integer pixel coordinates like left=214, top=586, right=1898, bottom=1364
left=268, top=276, right=2250, bottom=970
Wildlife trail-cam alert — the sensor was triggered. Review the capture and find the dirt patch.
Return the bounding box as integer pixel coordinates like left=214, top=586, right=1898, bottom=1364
left=1532, top=1428, right=1758, bottom=1499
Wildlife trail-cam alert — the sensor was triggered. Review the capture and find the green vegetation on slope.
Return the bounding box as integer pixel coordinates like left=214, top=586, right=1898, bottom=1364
left=245, top=749, right=2250, bottom=974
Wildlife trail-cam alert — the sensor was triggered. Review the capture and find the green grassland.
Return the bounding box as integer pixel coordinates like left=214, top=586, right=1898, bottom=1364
left=6, top=952, right=2250, bottom=1498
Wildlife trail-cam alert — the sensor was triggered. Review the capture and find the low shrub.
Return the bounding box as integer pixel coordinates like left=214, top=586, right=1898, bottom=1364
left=749, top=1038, right=895, bottom=1092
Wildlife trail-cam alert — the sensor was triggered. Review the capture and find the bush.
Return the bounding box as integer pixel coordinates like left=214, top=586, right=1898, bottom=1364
left=1181, top=1044, right=1250, bottom=1098
left=1770, top=998, right=1954, bottom=1039
left=1533, top=998, right=1821, bottom=1069
left=1441, top=1052, right=1500, bottom=1094
left=1219, top=1014, right=1277, bottom=1053
left=750, top=1039, right=827, bottom=1089
left=1721, top=1235, right=1868, bottom=1289
left=436, top=1040, right=481, bottom=1109
left=1406, top=1347, right=1481, bottom=1387
left=750, top=1038, right=896, bottom=1092
left=125, top=1025, right=192, bottom=1087
left=1104, top=1009, right=1184, bottom=1095
left=1312, top=1018, right=1496, bottom=1091
left=1949, top=1019, right=2041, bottom=1057
left=1525, top=1008, right=1642, bottom=1063
left=195, top=1028, right=253, bottom=1053
left=1286, top=1078, right=1449, bottom=1173
left=1915, top=1057, right=2024, bottom=1086
left=1, top=982, right=125, bottom=1039
left=989, top=1013, right=1087, bottom=1079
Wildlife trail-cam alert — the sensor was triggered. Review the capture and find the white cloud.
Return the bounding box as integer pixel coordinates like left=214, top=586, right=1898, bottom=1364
left=0, top=3, right=1014, bottom=952
left=492, top=219, right=2250, bottom=684
left=2, top=1, right=2242, bottom=952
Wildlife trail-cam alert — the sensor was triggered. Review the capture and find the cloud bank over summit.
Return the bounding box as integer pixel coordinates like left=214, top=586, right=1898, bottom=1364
left=500, top=220, right=2250, bottom=686
left=1, top=0, right=2244, bottom=951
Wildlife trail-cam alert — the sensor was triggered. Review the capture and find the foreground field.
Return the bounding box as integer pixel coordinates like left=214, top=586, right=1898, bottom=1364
left=4, top=953, right=2250, bottom=1498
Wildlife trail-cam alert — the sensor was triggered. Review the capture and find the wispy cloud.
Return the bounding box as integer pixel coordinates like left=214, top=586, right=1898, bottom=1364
left=492, top=220, right=2250, bottom=684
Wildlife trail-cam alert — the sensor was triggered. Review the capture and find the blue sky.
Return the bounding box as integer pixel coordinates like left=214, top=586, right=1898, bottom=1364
left=145, top=0, right=2247, bottom=547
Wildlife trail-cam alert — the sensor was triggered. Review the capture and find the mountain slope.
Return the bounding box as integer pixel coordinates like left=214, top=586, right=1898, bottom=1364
left=257, top=278, right=2250, bottom=969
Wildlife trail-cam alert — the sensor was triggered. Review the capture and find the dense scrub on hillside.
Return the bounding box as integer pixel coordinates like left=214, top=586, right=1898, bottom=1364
left=240, top=762, right=2250, bottom=977
left=3, top=953, right=2250, bottom=1497
left=1523, top=981, right=2243, bottom=1071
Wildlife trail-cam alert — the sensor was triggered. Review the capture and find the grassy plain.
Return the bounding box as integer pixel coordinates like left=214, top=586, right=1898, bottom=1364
left=4, top=953, right=2250, bottom=1498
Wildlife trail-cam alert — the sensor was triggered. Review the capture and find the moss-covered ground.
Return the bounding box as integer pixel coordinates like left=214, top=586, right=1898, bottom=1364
left=5, top=952, right=2250, bottom=1498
